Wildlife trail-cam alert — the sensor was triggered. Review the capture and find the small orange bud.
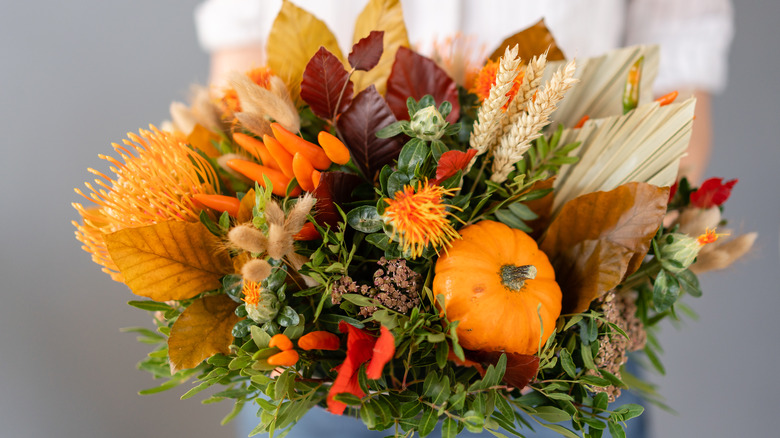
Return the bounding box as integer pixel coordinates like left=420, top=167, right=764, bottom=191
left=298, top=331, right=340, bottom=351
left=269, top=333, right=293, bottom=351
left=267, top=349, right=299, bottom=366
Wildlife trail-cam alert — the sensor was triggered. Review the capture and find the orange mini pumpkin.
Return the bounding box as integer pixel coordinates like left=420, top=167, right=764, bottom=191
left=433, top=220, right=562, bottom=355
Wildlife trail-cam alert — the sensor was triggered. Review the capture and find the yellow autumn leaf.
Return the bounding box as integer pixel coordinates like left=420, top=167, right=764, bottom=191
left=351, top=0, right=409, bottom=95
left=186, top=124, right=221, bottom=158
left=105, top=221, right=232, bottom=301
left=266, top=0, right=343, bottom=103
left=168, top=295, right=242, bottom=372
left=237, top=188, right=256, bottom=224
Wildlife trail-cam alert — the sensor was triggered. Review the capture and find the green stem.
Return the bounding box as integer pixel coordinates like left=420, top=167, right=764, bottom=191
left=620, top=258, right=661, bottom=291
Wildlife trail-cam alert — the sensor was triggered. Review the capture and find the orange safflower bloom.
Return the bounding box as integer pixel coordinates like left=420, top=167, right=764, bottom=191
left=382, top=180, right=461, bottom=258
left=470, top=59, right=525, bottom=106
left=697, top=228, right=728, bottom=246
left=72, top=126, right=219, bottom=280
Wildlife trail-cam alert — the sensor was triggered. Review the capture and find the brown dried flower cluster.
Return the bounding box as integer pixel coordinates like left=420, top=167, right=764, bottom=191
left=331, top=257, right=422, bottom=317
left=587, top=290, right=646, bottom=401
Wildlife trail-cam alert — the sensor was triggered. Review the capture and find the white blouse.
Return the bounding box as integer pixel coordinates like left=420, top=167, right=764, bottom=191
left=195, top=0, right=733, bottom=93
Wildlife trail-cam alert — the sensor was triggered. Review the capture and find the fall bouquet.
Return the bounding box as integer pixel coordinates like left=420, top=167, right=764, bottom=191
left=72, top=1, right=756, bottom=437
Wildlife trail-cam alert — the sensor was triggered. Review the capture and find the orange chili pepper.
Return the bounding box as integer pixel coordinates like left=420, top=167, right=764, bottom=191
left=225, top=158, right=299, bottom=197
left=292, top=152, right=316, bottom=192
left=298, top=331, right=340, bottom=351
left=191, top=193, right=240, bottom=217
left=263, top=134, right=295, bottom=178
left=573, top=115, right=590, bottom=129
left=269, top=333, right=294, bottom=351
left=267, top=349, right=299, bottom=366
left=317, top=131, right=351, bottom=165
left=271, top=123, right=331, bottom=170
left=655, top=90, right=679, bottom=107
left=233, top=132, right=280, bottom=170
left=311, top=170, right=322, bottom=189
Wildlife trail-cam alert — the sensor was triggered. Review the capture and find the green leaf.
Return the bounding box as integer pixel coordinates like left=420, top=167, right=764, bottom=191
left=347, top=205, right=384, bottom=233
left=277, top=306, right=300, bottom=327
left=462, top=410, right=485, bottom=433
left=441, top=417, right=458, bottom=438
left=127, top=300, right=172, bottom=312
left=540, top=423, right=580, bottom=438
left=397, top=138, right=429, bottom=173
left=366, top=232, right=390, bottom=250
left=676, top=269, right=702, bottom=297
left=581, top=339, right=597, bottom=370
left=600, top=369, right=628, bottom=389
left=435, top=342, right=449, bottom=369
left=653, top=269, right=680, bottom=311
left=614, top=404, right=644, bottom=421
left=560, top=349, right=577, bottom=378
left=333, top=392, right=363, bottom=405
left=580, top=376, right=611, bottom=387
left=607, top=421, right=626, bottom=438
left=387, top=171, right=411, bottom=197
left=340, top=293, right=377, bottom=307
left=419, top=407, right=439, bottom=437
left=222, top=274, right=244, bottom=303
left=508, top=202, right=539, bottom=220
left=231, top=318, right=254, bottom=338
left=282, top=313, right=306, bottom=340
left=495, top=208, right=532, bottom=232
left=251, top=325, right=272, bottom=349
left=534, top=406, right=571, bottom=423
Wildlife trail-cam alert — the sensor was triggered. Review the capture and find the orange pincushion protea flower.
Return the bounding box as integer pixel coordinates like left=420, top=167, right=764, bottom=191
left=72, top=126, right=219, bottom=280
left=470, top=59, right=525, bottom=106
left=382, top=180, right=461, bottom=258
left=220, top=67, right=274, bottom=114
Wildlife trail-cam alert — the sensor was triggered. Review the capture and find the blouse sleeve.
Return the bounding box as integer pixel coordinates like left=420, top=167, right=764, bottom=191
left=195, top=0, right=281, bottom=52
left=625, top=0, right=734, bottom=93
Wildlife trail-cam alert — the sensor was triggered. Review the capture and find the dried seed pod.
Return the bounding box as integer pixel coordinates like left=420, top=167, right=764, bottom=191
left=228, top=224, right=267, bottom=253
left=242, top=258, right=272, bottom=283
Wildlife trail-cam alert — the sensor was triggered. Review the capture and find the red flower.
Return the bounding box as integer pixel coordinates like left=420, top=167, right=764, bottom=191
left=690, top=178, right=738, bottom=208
left=327, top=322, right=395, bottom=415
left=668, top=181, right=679, bottom=202
left=432, top=149, right=478, bottom=185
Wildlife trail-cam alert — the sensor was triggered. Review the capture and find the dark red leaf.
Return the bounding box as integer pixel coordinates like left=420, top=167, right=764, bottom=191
left=300, top=46, right=353, bottom=120
left=312, top=171, right=362, bottom=228
left=336, top=85, right=402, bottom=180
left=690, top=178, right=737, bottom=208
left=385, top=47, right=460, bottom=124
left=349, top=30, right=384, bottom=71
left=466, top=350, right=540, bottom=389
left=366, top=325, right=395, bottom=379
left=432, top=149, right=477, bottom=184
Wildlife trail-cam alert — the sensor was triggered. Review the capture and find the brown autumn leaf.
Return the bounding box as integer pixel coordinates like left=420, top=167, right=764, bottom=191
left=105, top=221, right=233, bottom=301
left=301, top=46, right=354, bottom=120
left=349, top=30, right=384, bottom=71
left=385, top=47, right=461, bottom=124
left=312, top=171, right=363, bottom=228
left=540, top=182, right=669, bottom=314
left=237, top=188, right=256, bottom=224
left=351, top=0, right=409, bottom=94
left=336, top=85, right=402, bottom=180
left=168, top=295, right=242, bottom=372
left=488, top=19, right=566, bottom=63
left=266, top=0, right=343, bottom=103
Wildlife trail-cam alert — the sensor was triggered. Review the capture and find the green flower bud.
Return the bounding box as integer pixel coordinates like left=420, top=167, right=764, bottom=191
left=657, top=233, right=702, bottom=273
left=410, top=105, right=446, bottom=140
left=246, top=289, right=280, bottom=323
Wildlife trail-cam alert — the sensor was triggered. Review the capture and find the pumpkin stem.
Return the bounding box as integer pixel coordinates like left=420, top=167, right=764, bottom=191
left=500, top=264, right=537, bottom=291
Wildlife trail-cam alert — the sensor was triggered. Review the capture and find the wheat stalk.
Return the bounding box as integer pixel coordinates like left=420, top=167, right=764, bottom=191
left=501, top=53, right=547, bottom=135
left=468, top=45, right=522, bottom=160
left=491, top=60, right=577, bottom=183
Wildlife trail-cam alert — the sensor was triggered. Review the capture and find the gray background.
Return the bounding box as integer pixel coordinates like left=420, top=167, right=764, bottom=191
left=0, top=1, right=777, bottom=437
